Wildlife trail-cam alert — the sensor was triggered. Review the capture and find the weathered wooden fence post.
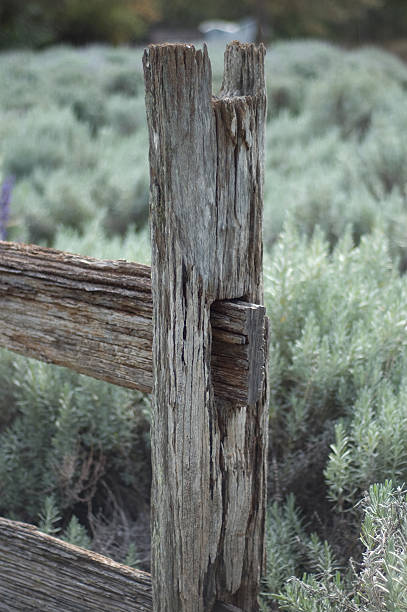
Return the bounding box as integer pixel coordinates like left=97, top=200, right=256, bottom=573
left=143, top=42, right=268, bottom=611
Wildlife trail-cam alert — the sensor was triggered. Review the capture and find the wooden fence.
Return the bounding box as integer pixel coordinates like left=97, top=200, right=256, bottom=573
left=0, top=41, right=268, bottom=611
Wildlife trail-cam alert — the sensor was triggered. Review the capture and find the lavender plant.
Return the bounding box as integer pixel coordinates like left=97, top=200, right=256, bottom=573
left=272, top=482, right=407, bottom=612
left=0, top=175, right=14, bottom=240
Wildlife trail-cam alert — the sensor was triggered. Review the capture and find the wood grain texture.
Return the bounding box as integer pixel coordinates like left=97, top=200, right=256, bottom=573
left=0, top=517, right=152, bottom=611
left=214, top=603, right=244, bottom=612
left=0, top=516, right=245, bottom=612
left=144, top=41, right=268, bottom=611
left=0, top=241, right=266, bottom=405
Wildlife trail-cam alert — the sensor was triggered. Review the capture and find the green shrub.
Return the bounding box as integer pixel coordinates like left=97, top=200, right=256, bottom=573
left=0, top=46, right=150, bottom=244
left=52, top=216, right=150, bottom=261
left=0, top=354, right=151, bottom=523
left=325, top=380, right=407, bottom=511
left=260, top=223, right=407, bottom=606
left=266, top=40, right=343, bottom=118
left=272, top=482, right=407, bottom=612
left=4, top=42, right=407, bottom=255
left=2, top=106, right=97, bottom=180
left=266, top=224, right=404, bottom=466
left=261, top=41, right=407, bottom=264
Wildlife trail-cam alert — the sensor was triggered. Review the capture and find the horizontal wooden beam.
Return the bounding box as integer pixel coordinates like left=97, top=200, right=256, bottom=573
left=0, top=517, right=152, bottom=612
left=0, top=517, right=244, bottom=612
left=0, top=242, right=267, bottom=405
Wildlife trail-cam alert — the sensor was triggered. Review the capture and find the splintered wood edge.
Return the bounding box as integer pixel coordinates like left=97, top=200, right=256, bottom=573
left=0, top=241, right=267, bottom=405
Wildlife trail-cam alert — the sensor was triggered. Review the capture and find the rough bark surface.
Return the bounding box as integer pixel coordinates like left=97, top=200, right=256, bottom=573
left=144, top=42, right=268, bottom=611
left=0, top=241, right=266, bottom=404
left=0, top=517, right=152, bottom=611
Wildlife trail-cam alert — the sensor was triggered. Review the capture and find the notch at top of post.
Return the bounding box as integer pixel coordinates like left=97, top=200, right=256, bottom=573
left=220, top=41, right=266, bottom=99
left=144, top=42, right=265, bottom=105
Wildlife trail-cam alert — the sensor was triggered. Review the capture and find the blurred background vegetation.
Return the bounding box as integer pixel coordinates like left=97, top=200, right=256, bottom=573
left=3, top=1, right=407, bottom=610
left=1, top=0, right=407, bottom=48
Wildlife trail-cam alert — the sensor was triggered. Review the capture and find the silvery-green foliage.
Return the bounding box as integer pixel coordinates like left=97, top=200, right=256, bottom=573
left=0, top=354, right=150, bottom=521
left=348, top=46, right=407, bottom=89
left=325, top=380, right=407, bottom=511
left=105, top=95, right=146, bottom=136
left=265, top=224, right=398, bottom=451
left=265, top=40, right=343, bottom=117
left=124, top=542, right=140, bottom=569
left=260, top=495, right=339, bottom=599
left=3, top=41, right=407, bottom=258
left=359, top=106, right=407, bottom=200
left=261, top=495, right=310, bottom=598
left=260, top=495, right=345, bottom=610
left=53, top=215, right=150, bottom=262
left=263, top=121, right=379, bottom=248
left=0, top=52, right=49, bottom=112
left=38, top=495, right=92, bottom=549
left=261, top=40, right=407, bottom=262
left=61, top=515, right=92, bottom=549
left=38, top=495, right=62, bottom=536
left=265, top=222, right=407, bottom=517
left=0, top=45, right=148, bottom=244
left=1, top=106, right=98, bottom=180
left=304, top=62, right=403, bottom=139
left=263, top=224, right=407, bottom=606
left=273, top=482, right=407, bottom=612
left=103, top=64, right=144, bottom=98
left=91, top=127, right=149, bottom=236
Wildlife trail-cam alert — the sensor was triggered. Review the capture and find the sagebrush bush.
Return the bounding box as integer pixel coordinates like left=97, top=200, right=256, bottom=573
left=0, top=354, right=151, bottom=518
left=3, top=41, right=407, bottom=259
left=259, top=224, right=407, bottom=606
left=270, top=482, right=407, bottom=612
left=0, top=351, right=151, bottom=566
left=52, top=216, right=151, bottom=262
left=0, top=45, right=148, bottom=244
left=266, top=224, right=404, bottom=474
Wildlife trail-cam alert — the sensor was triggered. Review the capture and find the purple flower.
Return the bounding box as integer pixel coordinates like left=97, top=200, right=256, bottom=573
left=0, top=176, right=15, bottom=241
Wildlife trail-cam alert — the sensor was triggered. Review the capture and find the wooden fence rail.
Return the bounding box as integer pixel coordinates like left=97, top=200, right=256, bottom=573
left=0, top=40, right=268, bottom=612
left=0, top=517, right=242, bottom=611
left=0, top=518, right=152, bottom=612
left=0, top=241, right=266, bottom=405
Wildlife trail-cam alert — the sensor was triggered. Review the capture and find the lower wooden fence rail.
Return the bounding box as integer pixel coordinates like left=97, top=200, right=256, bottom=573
left=0, top=518, right=152, bottom=612
left=0, top=518, right=241, bottom=611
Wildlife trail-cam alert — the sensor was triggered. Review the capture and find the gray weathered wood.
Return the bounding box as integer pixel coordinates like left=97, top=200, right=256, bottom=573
left=144, top=41, right=268, bottom=611
left=0, top=517, right=152, bottom=611
left=214, top=603, right=245, bottom=612
left=0, top=241, right=266, bottom=405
